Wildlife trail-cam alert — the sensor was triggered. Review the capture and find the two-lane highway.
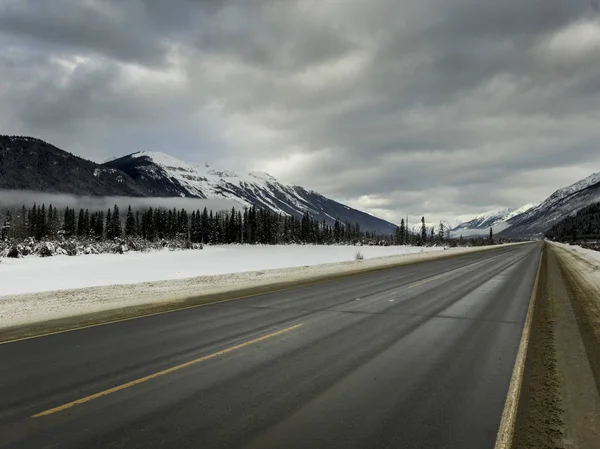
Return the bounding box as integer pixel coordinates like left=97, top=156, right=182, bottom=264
left=0, top=243, right=541, bottom=448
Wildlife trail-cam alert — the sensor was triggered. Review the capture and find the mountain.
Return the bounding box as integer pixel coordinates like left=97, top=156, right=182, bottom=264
left=0, top=136, right=147, bottom=197
left=545, top=202, right=600, bottom=241
left=451, top=204, right=537, bottom=237
left=500, top=172, right=600, bottom=237
left=103, top=151, right=398, bottom=234
left=409, top=220, right=457, bottom=236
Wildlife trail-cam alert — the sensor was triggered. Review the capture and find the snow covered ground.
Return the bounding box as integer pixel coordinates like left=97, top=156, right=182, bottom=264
left=550, top=242, right=600, bottom=290
left=0, top=244, right=506, bottom=329
left=1, top=245, right=445, bottom=297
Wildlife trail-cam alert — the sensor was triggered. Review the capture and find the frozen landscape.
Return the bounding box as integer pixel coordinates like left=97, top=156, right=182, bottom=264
left=0, top=244, right=446, bottom=297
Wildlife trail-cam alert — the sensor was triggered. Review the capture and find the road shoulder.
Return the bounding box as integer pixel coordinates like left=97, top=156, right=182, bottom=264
left=513, top=243, right=600, bottom=448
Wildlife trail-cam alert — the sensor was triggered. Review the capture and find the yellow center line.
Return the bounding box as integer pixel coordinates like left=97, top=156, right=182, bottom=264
left=32, top=323, right=303, bottom=418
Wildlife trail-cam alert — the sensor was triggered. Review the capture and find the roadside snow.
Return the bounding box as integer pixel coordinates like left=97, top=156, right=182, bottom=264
left=550, top=242, right=600, bottom=290
left=0, top=245, right=445, bottom=297
left=0, top=244, right=503, bottom=329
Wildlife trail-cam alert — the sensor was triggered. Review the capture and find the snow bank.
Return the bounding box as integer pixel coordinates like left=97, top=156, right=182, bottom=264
left=0, top=244, right=502, bottom=329
left=0, top=245, right=445, bottom=297
left=550, top=242, right=600, bottom=290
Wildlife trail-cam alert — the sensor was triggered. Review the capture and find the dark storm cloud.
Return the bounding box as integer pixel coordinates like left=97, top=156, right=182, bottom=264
left=1, top=0, right=600, bottom=224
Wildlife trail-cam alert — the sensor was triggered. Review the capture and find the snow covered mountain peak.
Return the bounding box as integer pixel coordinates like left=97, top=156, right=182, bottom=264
left=130, top=151, right=284, bottom=187
left=249, top=171, right=279, bottom=183
left=103, top=151, right=398, bottom=234
left=499, top=171, right=600, bottom=236
left=450, top=203, right=538, bottom=237
left=545, top=171, right=600, bottom=205
left=505, top=203, right=538, bottom=220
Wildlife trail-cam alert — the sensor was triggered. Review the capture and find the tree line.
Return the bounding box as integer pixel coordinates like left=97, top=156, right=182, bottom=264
left=545, top=202, right=600, bottom=243
left=1, top=203, right=498, bottom=247
left=1, top=203, right=394, bottom=245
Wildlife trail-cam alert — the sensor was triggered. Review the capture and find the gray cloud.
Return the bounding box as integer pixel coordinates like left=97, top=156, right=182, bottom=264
left=1, top=0, right=600, bottom=225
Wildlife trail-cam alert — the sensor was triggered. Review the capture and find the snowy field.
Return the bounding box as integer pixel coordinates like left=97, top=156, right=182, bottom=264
left=0, top=245, right=444, bottom=297
left=0, top=244, right=508, bottom=329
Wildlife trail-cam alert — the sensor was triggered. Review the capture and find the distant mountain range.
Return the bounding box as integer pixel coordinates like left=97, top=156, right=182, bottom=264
left=3, top=135, right=599, bottom=238
left=409, top=220, right=459, bottom=236
left=451, top=172, right=600, bottom=237
left=499, top=172, right=600, bottom=237
left=450, top=204, right=537, bottom=237
left=0, top=136, right=397, bottom=234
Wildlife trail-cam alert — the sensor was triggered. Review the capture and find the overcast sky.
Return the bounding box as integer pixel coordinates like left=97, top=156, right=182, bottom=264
left=2, top=0, right=600, bottom=224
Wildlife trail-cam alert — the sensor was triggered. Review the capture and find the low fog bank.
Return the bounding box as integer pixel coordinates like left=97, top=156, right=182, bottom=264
left=0, top=189, right=242, bottom=213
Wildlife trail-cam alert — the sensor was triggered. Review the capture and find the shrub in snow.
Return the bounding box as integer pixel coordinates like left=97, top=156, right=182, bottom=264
left=7, top=246, right=20, bottom=258
left=37, top=242, right=55, bottom=257
left=60, top=241, right=79, bottom=256
left=55, top=247, right=69, bottom=256
left=82, top=245, right=98, bottom=255
left=109, top=242, right=127, bottom=254
left=355, top=250, right=364, bottom=261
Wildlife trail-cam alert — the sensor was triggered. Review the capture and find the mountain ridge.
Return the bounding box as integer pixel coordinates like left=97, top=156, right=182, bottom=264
left=500, top=172, right=600, bottom=236
left=450, top=203, right=537, bottom=237
left=104, top=151, right=398, bottom=234
left=0, top=135, right=147, bottom=197
left=0, top=136, right=397, bottom=235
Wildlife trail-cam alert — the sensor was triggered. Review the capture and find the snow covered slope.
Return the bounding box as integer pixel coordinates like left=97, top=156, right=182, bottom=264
left=501, top=172, right=600, bottom=237
left=450, top=204, right=537, bottom=237
left=409, top=220, right=458, bottom=236
left=104, top=152, right=397, bottom=234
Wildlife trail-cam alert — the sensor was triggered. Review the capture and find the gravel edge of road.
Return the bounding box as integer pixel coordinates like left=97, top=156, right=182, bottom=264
left=551, top=244, right=600, bottom=391
left=513, top=242, right=600, bottom=448
left=512, top=246, right=564, bottom=449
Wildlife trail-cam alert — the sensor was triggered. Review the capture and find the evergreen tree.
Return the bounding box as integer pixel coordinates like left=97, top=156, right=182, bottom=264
left=105, top=208, right=113, bottom=239
left=1, top=210, right=11, bottom=241
left=399, top=219, right=406, bottom=245
left=394, top=226, right=402, bottom=245
left=333, top=217, right=341, bottom=242
left=112, top=205, right=122, bottom=238
left=228, top=207, right=236, bottom=243
left=30, top=204, right=37, bottom=237
left=77, top=209, right=86, bottom=237
left=97, top=211, right=105, bottom=238
left=16, top=205, right=27, bottom=239
left=63, top=207, right=77, bottom=237
left=489, top=227, right=494, bottom=244
left=420, top=217, right=427, bottom=244
left=178, top=208, right=189, bottom=239
left=135, top=211, right=140, bottom=237
left=47, top=205, right=58, bottom=239
left=83, top=209, right=90, bottom=237
left=125, top=205, right=136, bottom=236
left=35, top=204, right=47, bottom=240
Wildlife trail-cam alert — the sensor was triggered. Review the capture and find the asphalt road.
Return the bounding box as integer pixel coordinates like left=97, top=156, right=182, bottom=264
left=0, top=243, right=542, bottom=449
